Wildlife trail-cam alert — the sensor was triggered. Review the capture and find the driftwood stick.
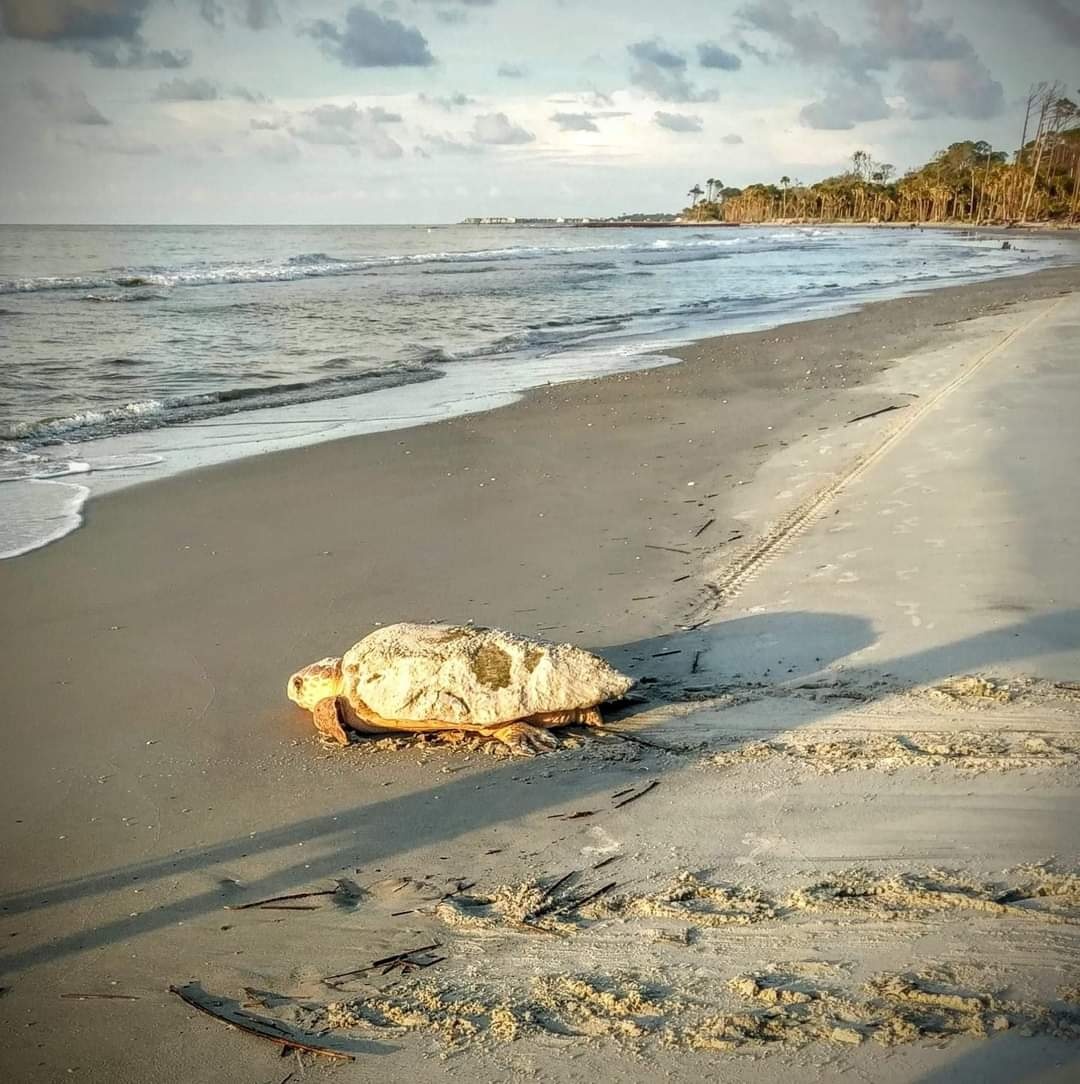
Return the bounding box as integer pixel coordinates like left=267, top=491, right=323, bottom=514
left=322, top=942, right=442, bottom=984
left=645, top=544, right=693, bottom=555
left=543, top=871, right=577, bottom=899
left=553, top=881, right=618, bottom=916
left=847, top=404, right=905, bottom=425
left=169, top=985, right=354, bottom=1062
left=693, top=518, right=716, bottom=538
left=613, top=780, right=660, bottom=809
left=594, top=727, right=685, bottom=753
left=60, top=993, right=140, bottom=1001
left=227, top=889, right=338, bottom=911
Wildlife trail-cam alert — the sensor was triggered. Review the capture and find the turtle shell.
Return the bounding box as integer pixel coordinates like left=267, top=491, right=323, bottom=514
left=340, top=623, right=634, bottom=727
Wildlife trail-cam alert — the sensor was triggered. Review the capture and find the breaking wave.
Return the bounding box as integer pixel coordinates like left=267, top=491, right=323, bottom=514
left=0, top=233, right=808, bottom=296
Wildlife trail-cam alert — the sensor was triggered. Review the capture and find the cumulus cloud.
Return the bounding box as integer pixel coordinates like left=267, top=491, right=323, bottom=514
left=1029, top=0, right=1080, bottom=45
left=255, top=135, right=301, bottom=163
left=302, top=5, right=434, bottom=68
left=738, top=0, right=1003, bottom=125
left=898, top=58, right=1004, bottom=121
left=470, top=111, right=534, bottom=145
left=0, top=0, right=192, bottom=68
left=418, top=91, right=475, bottom=110
left=23, top=78, right=110, bottom=125
left=697, top=42, right=742, bottom=71
left=627, top=38, right=718, bottom=102
left=721, top=132, right=744, bottom=144
left=289, top=100, right=405, bottom=158
left=551, top=111, right=599, bottom=132
left=799, top=76, right=890, bottom=130
left=198, top=0, right=281, bottom=30
left=654, top=110, right=703, bottom=132
left=59, top=131, right=160, bottom=156
left=422, top=132, right=484, bottom=155
left=154, top=77, right=267, bottom=103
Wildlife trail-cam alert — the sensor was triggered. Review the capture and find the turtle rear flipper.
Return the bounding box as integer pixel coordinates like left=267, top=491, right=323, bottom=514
left=313, top=697, right=351, bottom=746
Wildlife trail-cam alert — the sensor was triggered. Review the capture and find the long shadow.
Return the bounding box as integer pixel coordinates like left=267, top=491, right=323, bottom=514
left=2, top=608, right=1076, bottom=976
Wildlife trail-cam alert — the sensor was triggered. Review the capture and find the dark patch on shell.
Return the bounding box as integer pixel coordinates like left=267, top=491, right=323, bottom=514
left=470, top=643, right=513, bottom=689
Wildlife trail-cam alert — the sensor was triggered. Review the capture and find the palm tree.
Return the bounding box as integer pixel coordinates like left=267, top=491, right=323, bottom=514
left=705, top=177, right=716, bottom=202
left=688, top=184, right=704, bottom=206
left=779, top=175, right=791, bottom=217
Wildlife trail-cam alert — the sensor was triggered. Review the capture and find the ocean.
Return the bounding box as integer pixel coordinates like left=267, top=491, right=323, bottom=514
left=1, top=222, right=1075, bottom=557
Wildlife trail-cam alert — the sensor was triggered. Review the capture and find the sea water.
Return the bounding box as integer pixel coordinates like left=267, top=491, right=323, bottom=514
left=1, top=223, right=1075, bottom=556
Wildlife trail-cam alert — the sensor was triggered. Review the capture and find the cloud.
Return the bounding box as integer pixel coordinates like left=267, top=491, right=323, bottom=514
left=496, top=62, right=527, bottom=78
left=302, top=5, right=434, bottom=68
left=153, top=77, right=267, bottom=103
left=721, top=132, right=744, bottom=144
left=0, top=0, right=191, bottom=68
left=1029, top=0, right=1080, bottom=45
left=198, top=0, right=281, bottom=30
left=243, top=0, right=280, bottom=30
left=255, top=135, right=301, bottom=163
left=654, top=111, right=703, bottom=132
left=627, top=38, right=717, bottom=102
left=290, top=101, right=405, bottom=158
left=23, top=78, right=110, bottom=125
left=418, top=91, right=475, bottom=110
left=551, top=112, right=599, bottom=132
left=250, top=116, right=285, bottom=130
left=738, top=0, right=1003, bottom=124
left=697, top=42, right=742, bottom=71
left=799, top=76, right=890, bottom=130
left=470, top=112, right=534, bottom=145
left=422, top=132, right=484, bottom=155
left=899, top=58, right=1004, bottom=121
left=59, top=131, right=160, bottom=156
left=198, top=0, right=226, bottom=31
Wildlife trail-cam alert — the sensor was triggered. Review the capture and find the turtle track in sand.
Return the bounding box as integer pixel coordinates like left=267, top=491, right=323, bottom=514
left=310, top=963, right=1080, bottom=1055
left=430, top=865, right=1080, bottom=936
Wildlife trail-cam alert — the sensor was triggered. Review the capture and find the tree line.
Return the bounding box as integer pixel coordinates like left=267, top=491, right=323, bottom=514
left=683, top=83, right=1080, bottom=226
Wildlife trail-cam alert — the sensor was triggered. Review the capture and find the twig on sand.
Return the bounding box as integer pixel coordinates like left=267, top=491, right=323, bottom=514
left=592, top=855, right=621, bottom=871
left=691, top=650, right=702, bottom=674
left=169, top=984, right=354, bottom=1061
left=651, top=649, right=681, bottom=658
left=323, top=943, right=442, bottom=984
left=60, top=993, right=140, bottom=1001
left=594, top=727, right=687, bottom=753
left=847, top=404, right=906, bottom=425
left=552, top=881, right=618, bottom=916
left=693, top=518, right=716, bottom=538
left=543, top=871, right=577, bottom=898
left=227, top=889, right=338, bottom=911
left=613, top=780, right=660, bottom=809
left=645, top=544, right=693, bottom=555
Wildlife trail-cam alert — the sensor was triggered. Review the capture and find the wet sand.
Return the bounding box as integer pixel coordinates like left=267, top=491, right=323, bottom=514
left=1, top=264, right=1079, bottom=1082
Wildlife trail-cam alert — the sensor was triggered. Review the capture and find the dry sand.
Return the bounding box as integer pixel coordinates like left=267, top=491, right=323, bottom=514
left=1, top=265, right=1079, bottom=1082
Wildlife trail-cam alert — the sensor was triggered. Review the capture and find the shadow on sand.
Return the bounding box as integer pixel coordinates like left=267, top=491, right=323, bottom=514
left=1, top=608, right=1077, bottom=976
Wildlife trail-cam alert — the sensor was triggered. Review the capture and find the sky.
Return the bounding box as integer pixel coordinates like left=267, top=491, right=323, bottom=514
left=1, top=0, right=1078, bottom=224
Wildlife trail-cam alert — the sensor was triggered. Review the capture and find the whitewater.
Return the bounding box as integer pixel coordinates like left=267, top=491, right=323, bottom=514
left=1, top=222, right=1076, bottom=557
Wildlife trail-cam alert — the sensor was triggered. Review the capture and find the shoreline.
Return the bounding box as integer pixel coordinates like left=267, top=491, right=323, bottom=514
left=4, top=249, right=1079, bottom=561
left=2, top=265, right=1079, bottom=1081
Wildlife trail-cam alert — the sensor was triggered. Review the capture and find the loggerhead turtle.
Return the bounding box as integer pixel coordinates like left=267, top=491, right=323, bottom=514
left=287, top=622, right=635, bottom=755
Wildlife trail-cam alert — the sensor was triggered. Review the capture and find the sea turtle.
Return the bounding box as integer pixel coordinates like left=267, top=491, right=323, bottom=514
left=287, top=622, right=635, bottom=755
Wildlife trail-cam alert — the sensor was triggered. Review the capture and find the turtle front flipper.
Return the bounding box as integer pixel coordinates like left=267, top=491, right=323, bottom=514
left=313, top=696, right=351, bottom=746
left=487, top=721, right=560, bottom=756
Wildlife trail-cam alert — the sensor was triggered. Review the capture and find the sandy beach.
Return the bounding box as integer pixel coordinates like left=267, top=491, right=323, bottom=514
left=2, top=265, right=1079, bottom=1082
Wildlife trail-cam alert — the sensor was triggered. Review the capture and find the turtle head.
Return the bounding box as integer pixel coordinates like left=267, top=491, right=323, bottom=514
left=287, top=656, right=344, bottom=710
